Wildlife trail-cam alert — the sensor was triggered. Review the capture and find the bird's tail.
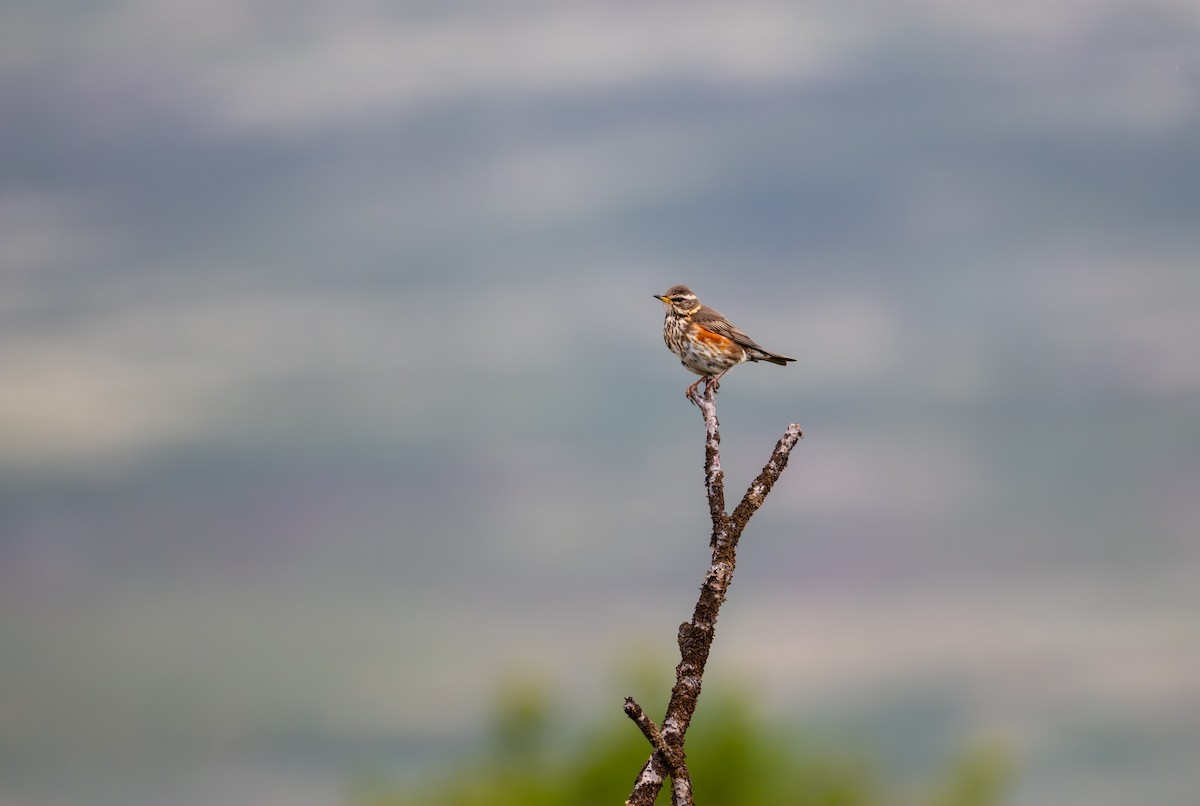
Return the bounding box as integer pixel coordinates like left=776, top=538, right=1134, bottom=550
left=751, top=350, right=796, bottom=366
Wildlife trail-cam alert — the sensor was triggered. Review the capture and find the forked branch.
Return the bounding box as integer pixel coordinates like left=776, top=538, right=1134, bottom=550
left=624, top=385, right=802, bottom=805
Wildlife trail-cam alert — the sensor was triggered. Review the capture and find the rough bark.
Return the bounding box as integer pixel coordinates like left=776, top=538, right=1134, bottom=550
left=624, top=384, right=803, bottom=805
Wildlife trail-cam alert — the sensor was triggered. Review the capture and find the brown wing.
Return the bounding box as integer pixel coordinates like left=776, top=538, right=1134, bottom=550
left=691, top=304, right=794, bottom=364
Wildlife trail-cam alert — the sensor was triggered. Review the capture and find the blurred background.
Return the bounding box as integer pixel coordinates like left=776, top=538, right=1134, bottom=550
left=2, top=1, right=1199, bottom=804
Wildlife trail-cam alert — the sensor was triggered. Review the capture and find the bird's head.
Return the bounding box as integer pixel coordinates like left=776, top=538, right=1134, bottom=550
left=653, top=285, right=701, bottom=315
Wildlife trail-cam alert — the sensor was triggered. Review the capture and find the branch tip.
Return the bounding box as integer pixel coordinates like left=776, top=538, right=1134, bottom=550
left=624, top=696, right=684, bottom=770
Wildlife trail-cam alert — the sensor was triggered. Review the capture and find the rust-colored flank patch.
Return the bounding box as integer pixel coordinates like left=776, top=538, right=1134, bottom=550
left=694, top=326, right=734, bottom=348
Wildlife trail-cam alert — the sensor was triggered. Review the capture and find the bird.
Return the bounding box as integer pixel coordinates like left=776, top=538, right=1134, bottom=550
left=653, top=284, right=795, bottom=399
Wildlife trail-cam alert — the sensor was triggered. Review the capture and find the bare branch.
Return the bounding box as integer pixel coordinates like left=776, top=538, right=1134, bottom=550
left=729, top=423, right=804, bottom=533
left=688, top=385, right=727, bottom=541
left=625, top=755, right=669, bottom=806
left=625, top=384, right=803, bottom=804
left=623, top=697, right=683, bottom=770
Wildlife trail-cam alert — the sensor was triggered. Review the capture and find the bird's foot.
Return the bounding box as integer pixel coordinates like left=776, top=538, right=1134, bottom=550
left=685, top=376, right=719, bottom=405
left=685, top=377, right=708, bottom=405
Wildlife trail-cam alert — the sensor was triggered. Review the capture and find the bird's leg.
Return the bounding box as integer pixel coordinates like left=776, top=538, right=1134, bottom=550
left=703, top=369, right=730, bottom=395
left=685, top=377, right=707, bottom=401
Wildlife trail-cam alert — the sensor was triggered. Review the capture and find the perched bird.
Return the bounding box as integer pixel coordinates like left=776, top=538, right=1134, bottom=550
left=654, top=285, right=795, bottom=399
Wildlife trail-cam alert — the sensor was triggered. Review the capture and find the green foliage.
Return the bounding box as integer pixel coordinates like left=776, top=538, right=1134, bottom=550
left=354, top=681, right=1012, bottom=806
left=923, top=745, right=1012, bottom=806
